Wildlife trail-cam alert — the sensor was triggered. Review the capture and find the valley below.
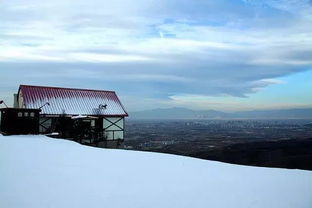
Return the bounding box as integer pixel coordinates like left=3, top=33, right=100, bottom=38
left=125, top=119, right=312, bottom=170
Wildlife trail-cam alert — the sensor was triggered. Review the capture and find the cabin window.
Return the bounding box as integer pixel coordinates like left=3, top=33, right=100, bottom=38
left=17, top=112, right=23, bottom=117
left=30, top=112, right=35, bottom=117
left=24, top=112, right=29, bottom=117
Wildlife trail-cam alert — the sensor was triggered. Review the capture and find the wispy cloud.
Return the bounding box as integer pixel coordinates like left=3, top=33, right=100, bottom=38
left=1, top=0, right=312, bottom=110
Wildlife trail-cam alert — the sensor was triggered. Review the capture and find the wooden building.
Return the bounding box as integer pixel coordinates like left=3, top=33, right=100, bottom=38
left=0, top=108, right=41, bottom=135
left=15, top=85, right=128, bottom=148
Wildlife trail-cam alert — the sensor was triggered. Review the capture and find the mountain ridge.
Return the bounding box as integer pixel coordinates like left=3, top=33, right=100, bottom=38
left=129, top=107, right=312, bottom=119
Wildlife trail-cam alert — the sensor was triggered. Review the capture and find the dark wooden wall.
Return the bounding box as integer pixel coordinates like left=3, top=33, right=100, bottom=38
left=0, top=108, right=40, bottom=135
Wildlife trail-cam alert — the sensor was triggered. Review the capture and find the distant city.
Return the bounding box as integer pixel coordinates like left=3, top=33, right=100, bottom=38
left=125, top=118, right=312, bottom=170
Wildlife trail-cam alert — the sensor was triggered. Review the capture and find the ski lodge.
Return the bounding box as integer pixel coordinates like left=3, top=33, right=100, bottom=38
left=0, top=85, right=128, bottom=148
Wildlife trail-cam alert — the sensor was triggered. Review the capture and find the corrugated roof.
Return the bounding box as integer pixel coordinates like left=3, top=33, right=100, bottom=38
left=18, top=85, right=128, bottom=116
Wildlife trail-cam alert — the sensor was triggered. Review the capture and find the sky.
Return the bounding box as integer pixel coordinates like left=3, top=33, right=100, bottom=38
left=0, top=0, right=312, bottom=112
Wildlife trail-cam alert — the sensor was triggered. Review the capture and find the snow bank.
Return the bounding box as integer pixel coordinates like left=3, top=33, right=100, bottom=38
left=0, top=135, right=311, bottom=208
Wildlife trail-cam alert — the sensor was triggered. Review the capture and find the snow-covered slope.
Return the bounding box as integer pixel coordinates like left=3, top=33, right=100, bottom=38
left=0, top=135, right=311, bottom=208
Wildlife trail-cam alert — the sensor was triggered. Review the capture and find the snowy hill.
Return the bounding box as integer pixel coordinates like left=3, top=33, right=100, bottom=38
left=0, top=135, right=312, bottom=208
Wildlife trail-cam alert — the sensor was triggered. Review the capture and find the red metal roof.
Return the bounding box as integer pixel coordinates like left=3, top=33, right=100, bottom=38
left=18, top=85, right=128, bottom=116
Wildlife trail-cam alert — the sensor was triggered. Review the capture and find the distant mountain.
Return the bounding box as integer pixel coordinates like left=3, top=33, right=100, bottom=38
left=129, top=107, right=312, bottom=119
left=231, top=108, right=312, bottom=119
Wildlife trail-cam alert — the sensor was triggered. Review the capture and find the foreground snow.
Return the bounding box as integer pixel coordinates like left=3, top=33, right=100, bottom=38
left=0, top=135, right=311, bottom=208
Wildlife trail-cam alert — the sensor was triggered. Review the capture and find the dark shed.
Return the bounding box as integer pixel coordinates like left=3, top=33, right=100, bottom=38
left=0, top=108, right=41, bottom=135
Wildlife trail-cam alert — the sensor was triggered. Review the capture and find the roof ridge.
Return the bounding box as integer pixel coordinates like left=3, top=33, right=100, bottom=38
left=20, top=84, right=116, bottom=93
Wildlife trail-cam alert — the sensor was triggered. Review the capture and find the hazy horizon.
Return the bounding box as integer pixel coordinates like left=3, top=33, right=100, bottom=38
left=1, top=0, right=312, bottom=112
left=129, top=106, right=312, bottom=113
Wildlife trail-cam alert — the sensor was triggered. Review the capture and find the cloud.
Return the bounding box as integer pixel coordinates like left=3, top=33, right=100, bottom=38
left=0, top=0, right=312, bottom=110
